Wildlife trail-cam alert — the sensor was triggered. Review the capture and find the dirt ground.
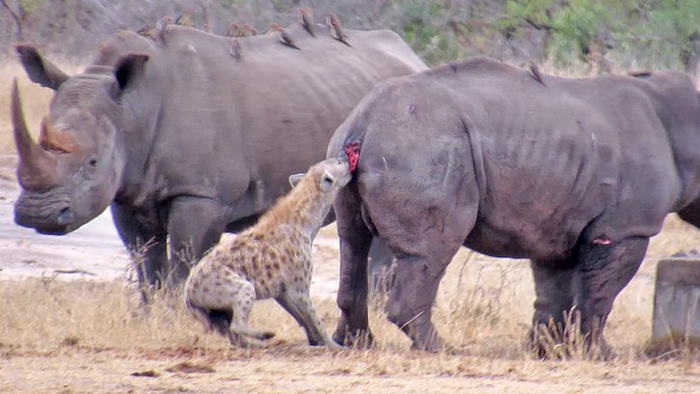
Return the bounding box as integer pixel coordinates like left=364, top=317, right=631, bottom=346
left=0, top=154, right=698, bottom=394
left=2, top=346, right=698, bottom=394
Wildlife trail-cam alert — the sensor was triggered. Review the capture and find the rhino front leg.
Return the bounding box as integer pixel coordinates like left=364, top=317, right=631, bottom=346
left=111, top=202, right=167, bottom=303
left=575, top=236, right=648, bottom=356
left=333, top=182, right=374, bottom=347
left=167, top=196, right=229, bottom=287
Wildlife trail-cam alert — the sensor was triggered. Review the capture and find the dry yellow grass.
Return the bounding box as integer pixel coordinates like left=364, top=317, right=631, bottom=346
left=1, top=225, right=699, bottom=394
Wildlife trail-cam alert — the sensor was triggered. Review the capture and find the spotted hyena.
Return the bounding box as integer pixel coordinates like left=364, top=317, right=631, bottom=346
left=184, top=157, right=351, bottom=347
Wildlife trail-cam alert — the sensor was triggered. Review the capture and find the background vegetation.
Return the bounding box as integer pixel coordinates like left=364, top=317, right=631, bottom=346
left=1, top=0, right=699, bottom=72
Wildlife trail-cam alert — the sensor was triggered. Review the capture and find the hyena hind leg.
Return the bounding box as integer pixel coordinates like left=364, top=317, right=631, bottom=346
left=228, top=278, right=276, bottom=343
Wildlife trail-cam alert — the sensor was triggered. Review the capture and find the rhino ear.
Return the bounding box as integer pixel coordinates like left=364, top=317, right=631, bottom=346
left=110, top=53, right=149, bottom=100
left=289, top=173, right=305, bottom=188
left=15, top=43, right=69, bottom=90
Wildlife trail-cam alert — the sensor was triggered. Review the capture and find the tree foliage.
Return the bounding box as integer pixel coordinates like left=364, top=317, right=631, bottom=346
left=501, top=0, right=700, bottom=70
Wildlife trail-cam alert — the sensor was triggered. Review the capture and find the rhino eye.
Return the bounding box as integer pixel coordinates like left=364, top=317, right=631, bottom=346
left=88, top=157, right=98, bottom=167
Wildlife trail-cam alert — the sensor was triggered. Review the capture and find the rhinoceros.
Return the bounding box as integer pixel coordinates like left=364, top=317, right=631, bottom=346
left=10, top=22, right=426, bottom=296
left=327, top=57, right=700, bottom=354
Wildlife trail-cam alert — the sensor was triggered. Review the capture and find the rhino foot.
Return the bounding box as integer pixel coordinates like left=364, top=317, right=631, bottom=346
left=332, top=324, right=374, bottom=349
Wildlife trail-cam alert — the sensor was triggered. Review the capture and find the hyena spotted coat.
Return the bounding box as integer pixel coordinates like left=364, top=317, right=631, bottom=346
left=184, top=158, right=351, bottom=347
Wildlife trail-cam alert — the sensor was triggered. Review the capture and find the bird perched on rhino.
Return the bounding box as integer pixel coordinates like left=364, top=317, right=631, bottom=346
left=325, top=13, right=350, bottom=47
left=229, top=38, right=242, bottom=61
left=267, top=23, right=301, bottom=50
left=298, top=7, right=316, bottom=37
left=240, top=24, right=258, bottom=37
left=136, top=23, right=154, bottom=38
left=523, top=60, right=546, bottom=86
left=154, top=16, right=173, bottom=45
left=227, top=22, right=240, bottom=38
left=156, top=15, right=172, bottom=31
left=174, top=9, right=196, bottom=27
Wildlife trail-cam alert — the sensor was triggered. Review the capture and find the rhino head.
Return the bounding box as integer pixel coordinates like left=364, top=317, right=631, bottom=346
left=12, top=45, right=148, bottom=234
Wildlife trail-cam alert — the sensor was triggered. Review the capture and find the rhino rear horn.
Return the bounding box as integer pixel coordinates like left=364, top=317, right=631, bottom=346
left=15, top=43, right=69, bottom=90
left=111, top=53, right=149, bottom=99
left=39, top=117, right=77, bottom=154
left=11, top=79, right=59, bottom=190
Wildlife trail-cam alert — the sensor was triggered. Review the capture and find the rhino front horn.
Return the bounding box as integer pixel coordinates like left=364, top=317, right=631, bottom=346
left=11, top=79, right=59, bottom=191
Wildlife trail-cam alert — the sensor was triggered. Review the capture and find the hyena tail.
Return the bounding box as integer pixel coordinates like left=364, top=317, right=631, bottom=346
left=185, top=298, right=232, bottom=338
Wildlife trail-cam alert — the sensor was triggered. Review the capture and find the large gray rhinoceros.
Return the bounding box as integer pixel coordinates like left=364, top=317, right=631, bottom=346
left=10, top=22, right=426, bottom=295
left=327, top=57, right=700, bottom=354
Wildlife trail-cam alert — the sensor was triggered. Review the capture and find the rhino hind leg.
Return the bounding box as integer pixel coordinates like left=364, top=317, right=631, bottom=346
left=333, top=181, right=374, bottom=348
left=529, top=259, right=576, bottom=356
left=574, top=235, right=648, bottom=358
left=677, top=200, right=700, bottom=230
left=363, top=183, right=477, bottom=351
left=385, top=252, right=456, bottom=351
left=167, top=196, right=229, bottom=288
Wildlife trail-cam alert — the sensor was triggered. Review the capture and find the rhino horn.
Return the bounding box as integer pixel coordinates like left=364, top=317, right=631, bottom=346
left=39, top=116, right=77, bottom=153
left=11, top=79, right=59, bottom=191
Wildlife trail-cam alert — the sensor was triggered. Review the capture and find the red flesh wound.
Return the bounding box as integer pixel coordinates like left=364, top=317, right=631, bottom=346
left=344, top=141, right=361, bottom=173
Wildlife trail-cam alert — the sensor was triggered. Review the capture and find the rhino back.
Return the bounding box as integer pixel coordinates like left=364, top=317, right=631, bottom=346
left=97, top=25, right=425, bottom=215
left=332, top=57, right=694, bottom=259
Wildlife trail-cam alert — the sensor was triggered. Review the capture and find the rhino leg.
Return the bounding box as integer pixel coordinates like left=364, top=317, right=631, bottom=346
left=677, top=200, right=700, bottom=229
left=529, top=259, right=576, bottom=355
left=111, top=203, right=167, bottom=303
left=575, top=236, right=648, bottom=357
left=365, top=181, right=477, bottom=351
left=333, top=181, right=374, bottom=347
left=167, top=196, right=229, bottom=288
left=386, top=253, right=454, bottom=351
left=368, top=237, right=395, bottom=293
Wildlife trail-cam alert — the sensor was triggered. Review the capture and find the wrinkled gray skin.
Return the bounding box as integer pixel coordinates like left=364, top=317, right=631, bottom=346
left=11, top=23, right=426, bottom=298
left=327, top=57, right=700, bottom=354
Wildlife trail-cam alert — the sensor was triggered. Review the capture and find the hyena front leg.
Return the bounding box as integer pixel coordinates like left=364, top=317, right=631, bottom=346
left=275, top=287, right=339, bottom=348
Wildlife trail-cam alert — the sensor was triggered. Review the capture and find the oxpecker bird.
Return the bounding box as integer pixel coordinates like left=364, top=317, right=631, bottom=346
left=229, top=38, right=242, bottom=61
left=325, top=13, right=350, bottom=47
left=175, top=9, right=196, bottom=27
left=156, top=16, right=173, bottom=31
left=155, top=16, right=173, bottom=44
left=268, top=23, right=300, bottom=50
left=240, top=24, right=258, bottom=37
left=227, top=22, right=240, bottom=38
left=525, top=60, right=546, bottom=86
left=298, top=7, right=315, bottom=37
left=136, top=23, right=154, bottom=37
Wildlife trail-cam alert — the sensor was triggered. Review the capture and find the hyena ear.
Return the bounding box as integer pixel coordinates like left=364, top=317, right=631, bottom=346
left=319, top=170, right=335, bottom=191
left=288, top=173, right=304, bottom=188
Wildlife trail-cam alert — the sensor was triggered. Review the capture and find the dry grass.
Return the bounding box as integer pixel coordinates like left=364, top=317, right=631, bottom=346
left=0, top=216, right=698, bottom=393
